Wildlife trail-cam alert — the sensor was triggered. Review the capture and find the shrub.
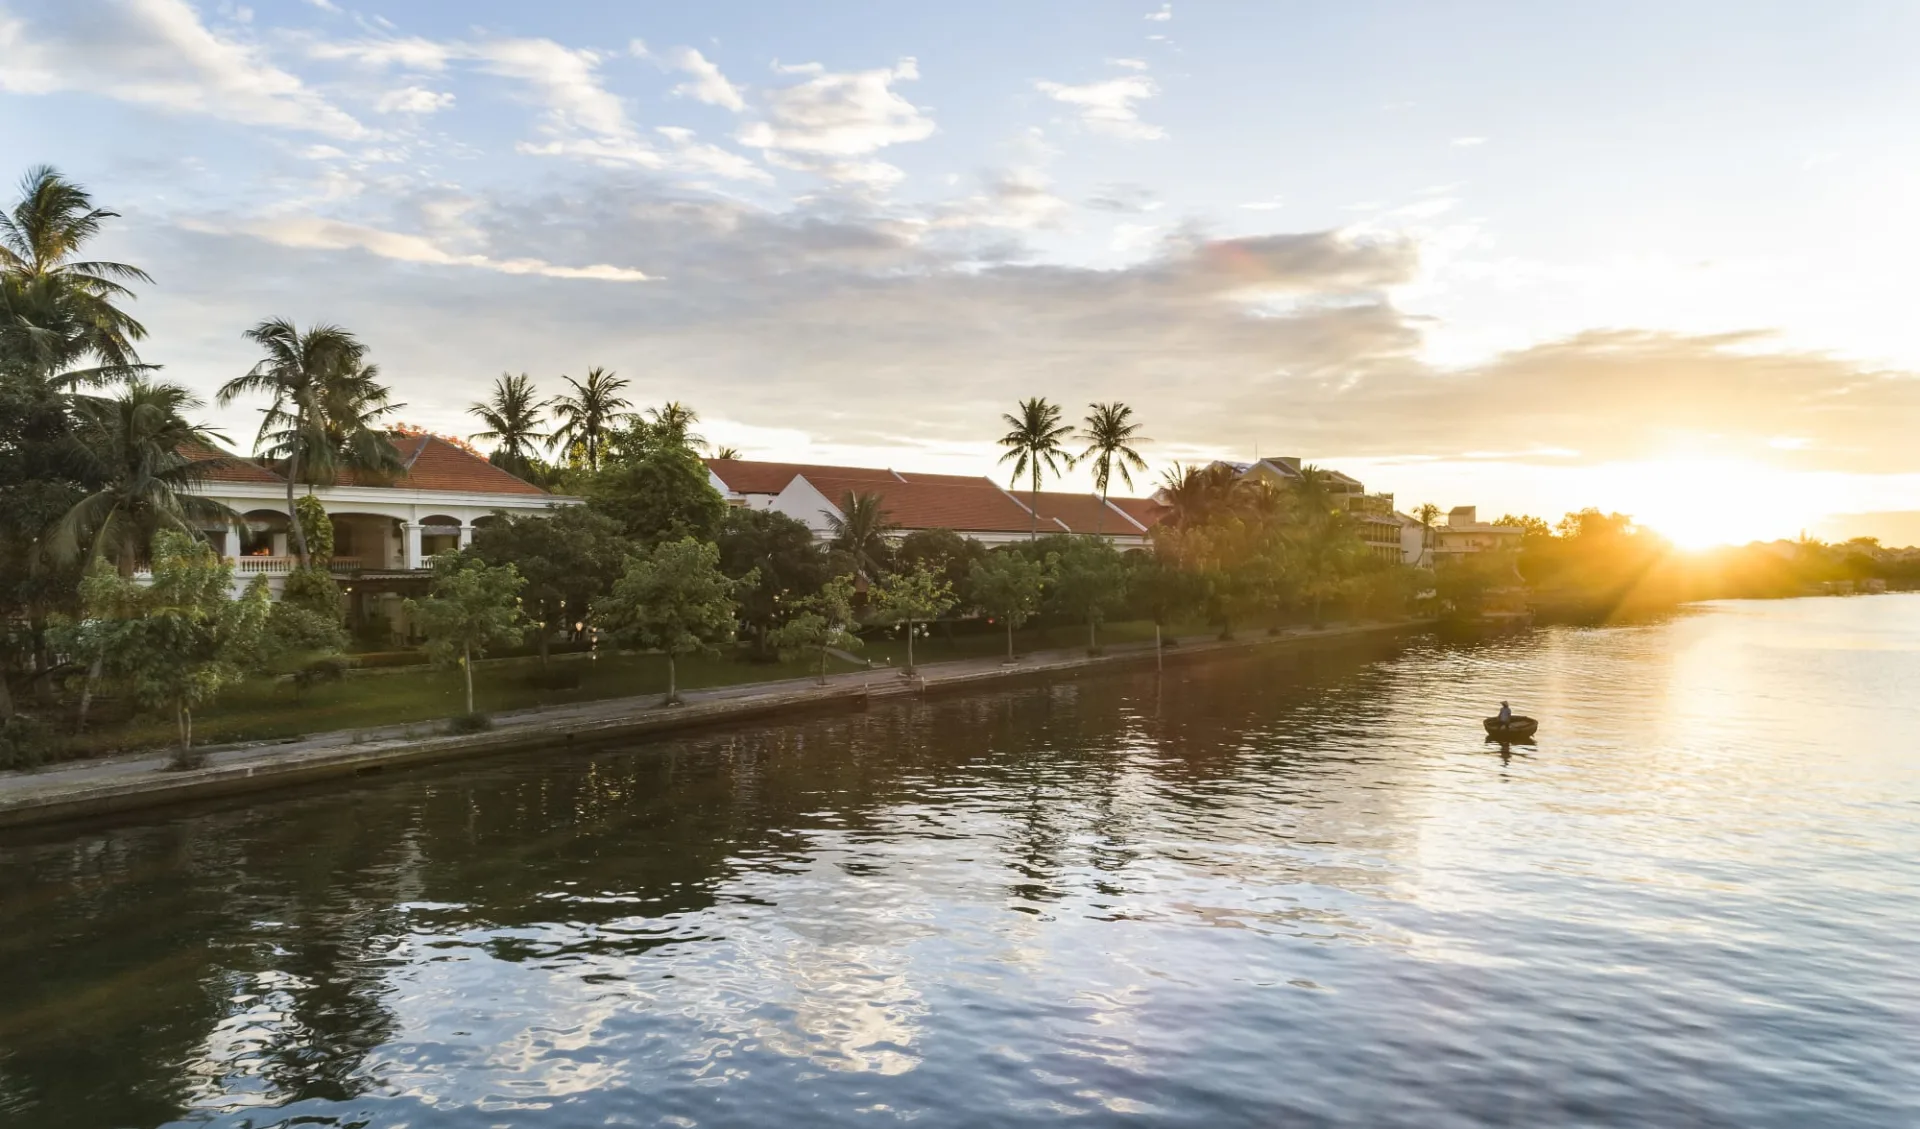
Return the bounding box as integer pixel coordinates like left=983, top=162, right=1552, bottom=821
left=0, top=716, right=53, bottom=770
left=350, top=650, right=430, bottom=669
left=292, top=655, right=351, bottom=695
left=444, top=712, right=494, bottom=734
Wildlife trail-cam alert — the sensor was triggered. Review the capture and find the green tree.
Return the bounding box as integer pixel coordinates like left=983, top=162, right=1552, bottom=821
left=897, top=527, right=984, bottom=596
left=57, top=531, right=269, bottom=765
left=715, top=507, right=830, bottom=659
left=1495, top=513, right=1553, bottom=541
left=768, top=573, right=861, bottom=684
left=217, top=319, right=368, bottom=567
left=404, top=550, right=527, bottom=717
left=826, top=490, right=898, bottom=578
left=468, top=505, right=630, bottom=669
left=1288, top=507, right=1362, bottom=625
left=1156, top=462, right=1240, bottom=529
left=596, top=536, right=742, bottom=705
left=713, top=445, right=742, bottom=460
left=0, top=165, right=151, bottom=382
left=1413, top=502, right=1444, bottom=562
left=581, top=442, right=727, bottom=546
left=998, top=396, right=1076, bottom=539
left=49, top=381, right=236, bottom=576
left=1046, top=535, right=1129, bottom=653
left=1077, top=402, right=1150, bottom=536
left=871, top=562, right=956, bottom=675
left=469, top=372, right=550, bottom=479
left=549, top=366, right=631, bottom=471
left=292, top=494, right=334, bottom=561
left=967, top=549, right=1052, bottom=661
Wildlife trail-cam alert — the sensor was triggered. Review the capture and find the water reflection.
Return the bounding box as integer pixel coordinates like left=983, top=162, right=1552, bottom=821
left=3, top=601, right=1919, bottom=1128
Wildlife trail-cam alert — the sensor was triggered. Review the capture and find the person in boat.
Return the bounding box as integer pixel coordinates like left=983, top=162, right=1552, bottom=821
left=1497, top=701, right=1513, bottom=726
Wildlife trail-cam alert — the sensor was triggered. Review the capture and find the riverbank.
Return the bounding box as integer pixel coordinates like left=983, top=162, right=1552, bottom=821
left=0, top=619, right=1425, bottom=831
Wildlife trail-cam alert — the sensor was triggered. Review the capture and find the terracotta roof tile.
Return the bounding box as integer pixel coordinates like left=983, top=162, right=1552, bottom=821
left=799, top=474, right=1041, bottom=535
left=179, top=441, right=286, bottom=485
left=187, top=435, right=547, bottom=496
left=707, top=459, right=900, bottom=495
left=1108, top=496, right=1171, bottom=530
left=1024, top=491, right=1147, bottom=535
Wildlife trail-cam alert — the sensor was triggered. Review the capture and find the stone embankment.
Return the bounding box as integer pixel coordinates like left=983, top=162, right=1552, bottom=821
left=0, top=620, right=1425, bottom=831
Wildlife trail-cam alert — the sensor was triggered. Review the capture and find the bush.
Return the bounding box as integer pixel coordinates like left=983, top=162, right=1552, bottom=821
left=351, top=650, right=430, bottom=669
left=0, top=716, right=53, bottom=770
left=292, top=655, right=350, bottom=694
left=444, top=711, right=494, bottom=734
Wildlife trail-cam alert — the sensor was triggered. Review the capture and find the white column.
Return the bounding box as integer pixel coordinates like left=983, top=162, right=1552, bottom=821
left=225, top=521, right=243, bottom=561
left=271, top=532, right=288, bottom=557
left=403, top=523, right=422, bottom=569
left=457, top=522, right=473, bottom=549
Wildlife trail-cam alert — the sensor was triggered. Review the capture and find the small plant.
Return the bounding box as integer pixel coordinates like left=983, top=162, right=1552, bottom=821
left=444, top=712, right=494, bottom=734
left=0, top=716, right=53, bottom=770
left=291, top=655, right=350, bottom=695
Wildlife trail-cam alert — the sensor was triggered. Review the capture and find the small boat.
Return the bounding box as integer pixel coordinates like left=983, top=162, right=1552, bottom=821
left=1483, top=716, right=1539, bottom=741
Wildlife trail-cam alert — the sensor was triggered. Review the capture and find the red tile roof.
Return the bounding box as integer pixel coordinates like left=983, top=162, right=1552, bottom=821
left=184, top=435, right=547, bottom=496
left=1023, top=491, right=1147, bottom=535
left=179, top=441, right=285, bottom=485
left=707, top=459, right=901, bottom=495
left=800, top=474, right=1042, bottom=535
left=1108, top=496, right=1171, bottom=530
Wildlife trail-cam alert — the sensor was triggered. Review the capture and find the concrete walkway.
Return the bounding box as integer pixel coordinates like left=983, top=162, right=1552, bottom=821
left=0, top=620, right=1424, bottom=831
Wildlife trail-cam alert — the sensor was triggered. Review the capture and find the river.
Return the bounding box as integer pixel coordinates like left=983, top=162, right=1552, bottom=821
left=2, top=597, right=1916, bottom=1128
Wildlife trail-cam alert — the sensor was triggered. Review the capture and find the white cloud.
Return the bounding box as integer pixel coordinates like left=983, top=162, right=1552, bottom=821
left=374, top=85, right=453, bottom=114
left=1145, top=4, right=1173, bottom=20
left=930, top=169, right=1068, bottom=231
left=1035, top=75, right=1164, bottom=141
left=1452, top=136, right=1487, bottom=147
left=738, top=58, right=935, bottom=172
left=302, top=0, right=340, bottom=11
left=184, top=213, right=653, bottom=281
left=0, top=0, right=366, bottom=137
left=663, top=46, right=745, bottom=112
left=1240, top=198, right=1284, bottom=211
left=1108, top=57, right=1149, bottom=70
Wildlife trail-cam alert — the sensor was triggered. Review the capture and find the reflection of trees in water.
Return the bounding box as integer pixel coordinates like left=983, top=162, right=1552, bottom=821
left=0, top=632, right=1427, bottom=1125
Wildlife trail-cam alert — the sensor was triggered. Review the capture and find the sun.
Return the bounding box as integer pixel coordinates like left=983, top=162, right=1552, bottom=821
left=1602, top=455, right=1818, bottom=549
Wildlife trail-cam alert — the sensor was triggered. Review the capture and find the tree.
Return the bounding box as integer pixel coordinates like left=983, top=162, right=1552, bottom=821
left=1288, top=505, right=1363, bottom=625
left=469, top=505, right=630, bottom=669
left=870, top=562, right=956, bottom=675
left=404, top=551, right=527, bottom=717
left=549, top=366, right=631, bottom=472
left=713, top=445, right=742, bottom=460
left=469, top=373, right=549, bottom=479
left=49, top=381, right=236, bottom=576
left=644, top=401, right=705, bottom=451
left=967, top=550, right=1051, bottom=661
left=826, top=490, right=898, bottom=578
left=1413, top=502, right=1443, bottom=563
left=56, top=531, right=269, bottom=765
left=998, top=397, right=1075, bottom=539
left=768, top=574, right=861, bottom=684
left=581, top=442, right=727, bottom=546
left=218, top=319, right=368, bottom=568
left=1045, top=535, right=1129, bottom=653
left=1157, top=462, right=1240, bottom=529
left=595, top=537, right=742, bottom=706
left=0, top=165, right=151, bottom=381
left=714, top=508, right=830, bottom=659
left=1078, top=402, right=1150, bottom=536
left=269, top=565, right=349, bottom=662
left=897, top=527, right=984, bottom=597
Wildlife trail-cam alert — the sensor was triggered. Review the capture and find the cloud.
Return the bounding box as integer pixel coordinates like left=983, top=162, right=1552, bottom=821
left=1034, top=75, right=1164, bottom=141
left=0, top=0, right=365, bottom=137
left=1452, top=136, right=1487, bottom=146
left=661, top=46, right=745, bottom=112
left=930, top=169, right=1069, bottom=231
left=1240, top=198, right=1284, bottom=211
left=374, top=85, right=453, bottom=114
left=738, top=58, right=935, bottom=174
left=1108, top=57, right=1149, bottom=70
left=1145, top=4, right=1173, bottom=20
left=1085, top=183, right=1162, bottom=213
left=181, top=213, right=653, bottom=281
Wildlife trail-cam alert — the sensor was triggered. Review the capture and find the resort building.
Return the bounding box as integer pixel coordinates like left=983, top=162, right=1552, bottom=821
left=184, top=434, right=575, bottom=635
left=1203, top=456, right=1424, bottom=566
left=705, top=459, right=1165, bottom=548
left=1432, top=506, right=1525, bottom=559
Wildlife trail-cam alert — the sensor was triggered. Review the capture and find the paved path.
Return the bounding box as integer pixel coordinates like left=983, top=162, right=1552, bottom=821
left=0, top=621, right=1423, bottom=830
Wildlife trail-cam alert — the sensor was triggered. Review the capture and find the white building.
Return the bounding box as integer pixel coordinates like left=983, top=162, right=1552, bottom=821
left=1432, top=506, right=1524, bottom=559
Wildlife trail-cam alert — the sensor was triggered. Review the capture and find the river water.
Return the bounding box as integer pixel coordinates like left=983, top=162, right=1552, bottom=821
left=2, top=597, right=1916, bottom=1128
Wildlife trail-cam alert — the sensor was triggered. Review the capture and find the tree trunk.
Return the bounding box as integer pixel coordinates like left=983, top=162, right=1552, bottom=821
left=906, top=619, right=916, bottom=674
left=76, top=652, right=103, bottom=733
left=1094, top=485, right=1106, bottom=538
left=1155, top=622, right=1163, bottom=673
left=0, top=654, right=13, bottom=720
left=286, top=445, right=310, bottom=569
left=1089, top=616, right=1098, bottom=654
left=818, top=645, right=828, bottom=685
left=665, top=652, right=678, bottom=705
left=175, top=699, right=190, bottom=757
left=462, top=642, right=474, bottom=714
left=1006, top=617, right=1014, bottom=662
left=537, top=615, right=551, bottom=672
left=1030, top=470, right=1040, bottom=540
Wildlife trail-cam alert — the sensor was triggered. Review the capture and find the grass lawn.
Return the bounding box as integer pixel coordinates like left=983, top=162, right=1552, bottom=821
left=64, top=616, right=1238, bottom=757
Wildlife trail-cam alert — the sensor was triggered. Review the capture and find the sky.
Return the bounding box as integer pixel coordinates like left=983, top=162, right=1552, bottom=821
left=4, top=0, right=1920, bottom=546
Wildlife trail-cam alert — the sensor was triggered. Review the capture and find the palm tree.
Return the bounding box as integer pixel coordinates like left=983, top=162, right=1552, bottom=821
left=645, top=401, right=705, bottom=452
left=997, top=397, right=1075, bottom=539
left=0, top=166, right=151, bottom=381
left=713, top=445, right=742, bottom=460
left=826, top=490, right=897, bottom=578
left=1077, top=402, right=1150, bottom=537
left=549, top=366, right=631, bottom=471
left=262, top=358, right=405, bottom=487
left=469, top=372, right=549, bottom=478
left=1157, top=462, right=1239, bottom=529
left=49, top=381, right=236, bottom=576
left=217, top=319, right=367, bottom=568
left=1292, top=464, right=1340, bottom=523
left=1413, top=502, right=1443, bottom=565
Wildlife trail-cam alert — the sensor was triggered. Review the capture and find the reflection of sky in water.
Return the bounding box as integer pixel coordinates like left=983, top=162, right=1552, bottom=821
left=3, top=596, right=1919, bottom=1128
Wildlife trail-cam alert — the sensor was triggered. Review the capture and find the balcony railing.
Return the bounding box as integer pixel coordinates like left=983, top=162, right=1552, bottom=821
left=231, top=556, right=365, bottom=575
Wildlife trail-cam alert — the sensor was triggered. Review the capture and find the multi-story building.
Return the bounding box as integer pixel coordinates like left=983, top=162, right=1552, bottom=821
left=1432, top=506, right=1524, bottom=559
